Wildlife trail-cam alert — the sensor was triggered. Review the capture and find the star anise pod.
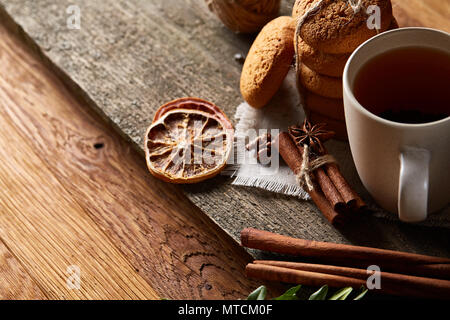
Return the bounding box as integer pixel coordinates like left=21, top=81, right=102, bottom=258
left=289, top=120, right=335, bottom=154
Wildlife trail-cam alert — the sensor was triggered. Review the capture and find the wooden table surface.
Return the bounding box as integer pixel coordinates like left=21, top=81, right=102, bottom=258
left=0, top=22, right=289, bottom=300
left=0, top=0, right=449, bottom=299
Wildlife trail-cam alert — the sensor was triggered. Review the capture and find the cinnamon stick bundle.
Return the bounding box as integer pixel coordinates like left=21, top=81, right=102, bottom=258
left=294, top=142, right=355, bottom=214
left=246, top=262, right=450, bottom=299
left=276, top=120, right=367, bottom=224
left=241, top=228, right=450, bottom=280
left=324, top=162, right=366, bottom=211
left=277, top=132, right=344, bottom=225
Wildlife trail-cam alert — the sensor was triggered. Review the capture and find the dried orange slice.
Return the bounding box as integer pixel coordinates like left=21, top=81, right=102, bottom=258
left=145, top=98, right=234, bottom=184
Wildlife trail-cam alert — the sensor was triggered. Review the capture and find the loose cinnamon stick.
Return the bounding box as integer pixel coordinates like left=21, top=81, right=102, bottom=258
left=246, top=263, right=365, bottom=291
left=241, top=228, right=450, bottom=279
left=255, top=260, right=450, bottom=294
left=380, top=263, right=450, bottom=280
left=246, top=263, right=450, bottom=299
left=277, top=132, right=344, bottom=225
left=255, top=260, right=373, bottom=278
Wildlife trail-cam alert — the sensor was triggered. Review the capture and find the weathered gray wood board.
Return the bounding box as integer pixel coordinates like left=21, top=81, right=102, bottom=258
left=1, top=0, right=449, bottom=258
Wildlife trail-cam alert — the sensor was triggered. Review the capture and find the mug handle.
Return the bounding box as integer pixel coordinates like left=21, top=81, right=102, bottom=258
left=398, top=147, right=430, bottom=222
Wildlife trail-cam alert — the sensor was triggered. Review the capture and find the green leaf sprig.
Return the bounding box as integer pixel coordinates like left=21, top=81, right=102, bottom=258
left=246, top=285, right=267, bottom=300
left=246, top=285, right=368, bottom=301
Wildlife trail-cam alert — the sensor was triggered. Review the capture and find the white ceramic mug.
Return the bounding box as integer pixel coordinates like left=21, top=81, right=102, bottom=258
left=343, top=28, right=450, bottom=222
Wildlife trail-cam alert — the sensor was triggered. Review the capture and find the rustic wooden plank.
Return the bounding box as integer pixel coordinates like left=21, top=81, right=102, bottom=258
left=0, top=240, right=46, bottom=299
left=0, top=106, right=159, bottom=299
left=0, top=23, right=280, bottom=299
left=392, top=0, right=450, bottom=30
left=0, top=32, right=160, bottom=298
left=1, top=0, right=449, bottom=261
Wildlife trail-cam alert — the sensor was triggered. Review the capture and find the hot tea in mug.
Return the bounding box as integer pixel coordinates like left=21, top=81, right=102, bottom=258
left=353, top=46, right=450, bottom=124
left=343, top=28, right=450, bottom=222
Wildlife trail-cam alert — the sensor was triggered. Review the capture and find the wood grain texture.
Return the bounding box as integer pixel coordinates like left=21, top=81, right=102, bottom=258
left=0, top=0, right=449, bottom=265
left=0, top=104, right=158, bottom=299
left=0, top=23, right=278, bottom=299
left=392, top=0, right=450, bottom=30
left=0, top=240, right=46, bottom=299
left=0, top=60, right=159, bottom=299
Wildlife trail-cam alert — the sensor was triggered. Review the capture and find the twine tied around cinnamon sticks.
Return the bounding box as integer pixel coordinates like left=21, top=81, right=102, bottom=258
left=295, top=144, right=336, bottom=192
left=276, top=120, right=366, bottom=225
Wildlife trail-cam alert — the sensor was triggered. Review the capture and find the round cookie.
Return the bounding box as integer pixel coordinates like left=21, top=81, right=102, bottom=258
left=299, top=63, right=343, bottom=99
left=298, top=0, right=393, bottom=54
left=292, top=0, right=320, bottom=19
left=297, top=16, right=399, bottom=77
left=305, top=91, right=345, bottom=121
left=297, top=37, right=350, bottom=77
left=240, top=16, right=296, bottom=108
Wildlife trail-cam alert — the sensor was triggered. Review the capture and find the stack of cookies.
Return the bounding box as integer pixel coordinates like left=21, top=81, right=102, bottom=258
left=240, top=0, right=398, bottom=140
left=293, top=0, right=397, bottom=139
